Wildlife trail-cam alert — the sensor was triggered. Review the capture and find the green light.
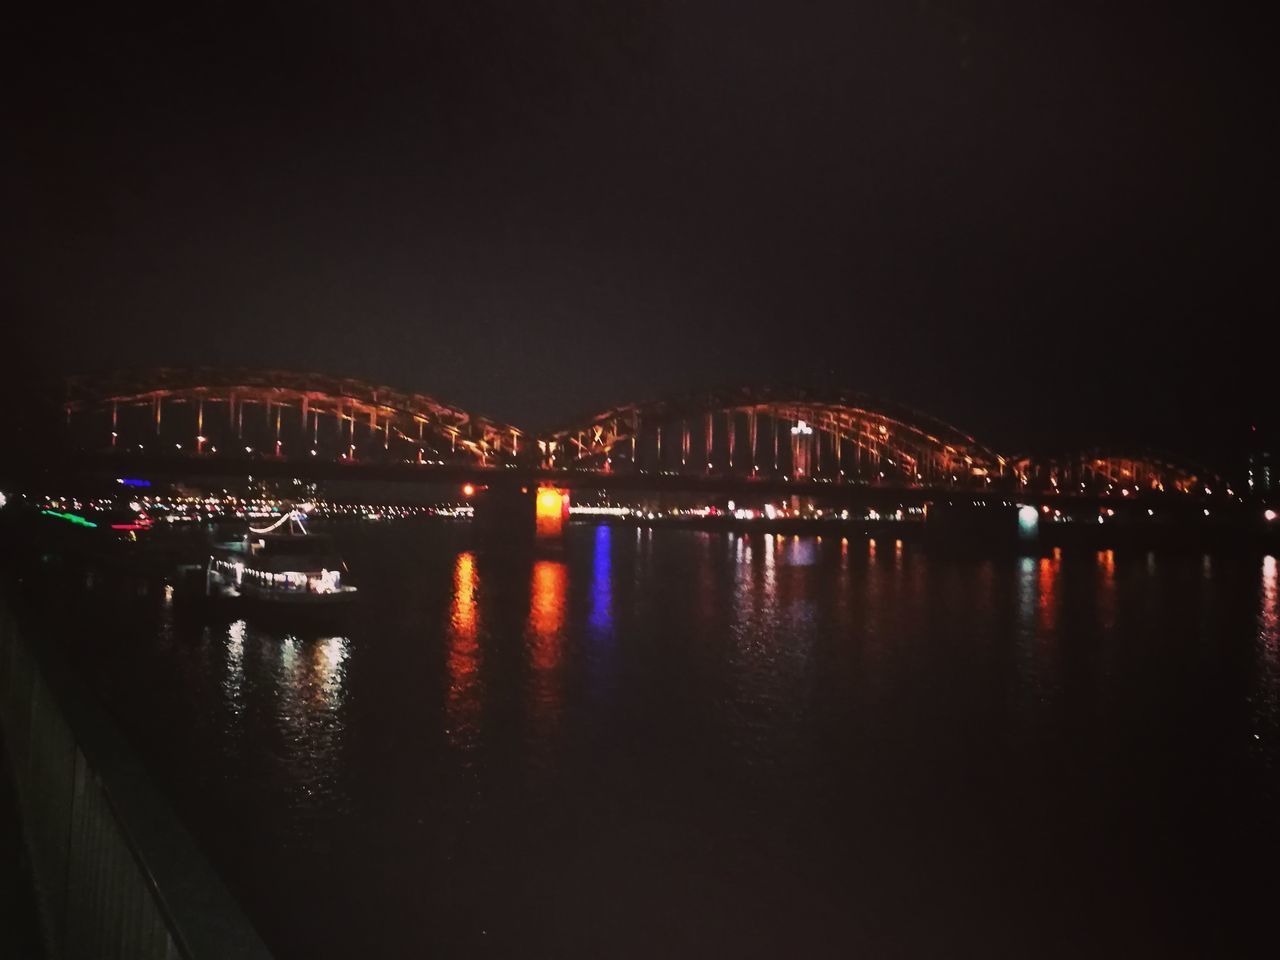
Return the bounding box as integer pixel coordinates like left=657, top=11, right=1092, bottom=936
left=41, top=509, right=97, bottom=529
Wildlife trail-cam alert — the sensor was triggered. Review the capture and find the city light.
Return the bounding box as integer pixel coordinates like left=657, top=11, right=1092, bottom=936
left=41, top=509, right=97, bottom=528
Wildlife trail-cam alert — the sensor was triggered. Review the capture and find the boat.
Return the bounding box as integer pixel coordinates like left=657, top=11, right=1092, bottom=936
left=203, top=510, right=357, bottom=609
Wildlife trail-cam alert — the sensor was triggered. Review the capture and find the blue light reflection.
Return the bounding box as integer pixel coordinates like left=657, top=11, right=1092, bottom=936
left=590, top=524, right=613, bottom=637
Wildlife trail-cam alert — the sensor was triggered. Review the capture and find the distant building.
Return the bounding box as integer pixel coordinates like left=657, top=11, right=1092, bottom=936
left=1247, top=426, right=1276, bottom=496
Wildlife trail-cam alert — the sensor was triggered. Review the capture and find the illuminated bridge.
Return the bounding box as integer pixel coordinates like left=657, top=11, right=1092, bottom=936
left=542, top=386, right=1007, bottom=484
left=64, top=368, right=525, bottom=465
left=1011, top=448, right=1224, bottom=498
left=53, top=369, right=1226, bottom=501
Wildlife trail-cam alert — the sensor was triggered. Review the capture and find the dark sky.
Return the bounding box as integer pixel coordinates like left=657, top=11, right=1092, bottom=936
left=4, top=3, right=1274, bottom=458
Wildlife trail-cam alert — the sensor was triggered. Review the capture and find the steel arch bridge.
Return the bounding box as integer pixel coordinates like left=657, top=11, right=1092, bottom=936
left=539, top=386, right=1008, bottom=486
left=52, top=370, right=1227, bottom=501
left=1011, top=448, right=1225, bottom=497
left=63, top=368, right=525, bottom=465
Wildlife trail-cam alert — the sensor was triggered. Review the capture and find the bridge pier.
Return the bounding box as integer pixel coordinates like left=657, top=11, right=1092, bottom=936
left=472, top=481, right=569, bottom=542
left=924, top=501, right=1026, bottom=544
left=535, top=485, right=569, bottom=540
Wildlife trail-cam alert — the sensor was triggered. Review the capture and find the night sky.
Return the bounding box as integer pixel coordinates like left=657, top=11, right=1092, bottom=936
left=4, top=4, right=1273, bottom=459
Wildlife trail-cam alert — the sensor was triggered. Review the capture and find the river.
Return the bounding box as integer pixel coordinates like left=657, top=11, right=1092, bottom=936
left=39, top=523, right=1280, bottom=957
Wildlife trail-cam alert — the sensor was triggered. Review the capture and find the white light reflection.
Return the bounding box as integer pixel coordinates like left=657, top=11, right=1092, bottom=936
left=267, top=630, right=353, bottom=817
left=763, top=532, right=776, bottom=591
left=724, top=525, right=815, bottom=774
left=1255, top=555, right=1280, bottom=746
left=224, top=619, right=246, bottom=717
left=1261, top=556, right=1278, bottom=643
left=315, top=636, right=349, bottom=705
left=787, top=536, right=818, bottom=567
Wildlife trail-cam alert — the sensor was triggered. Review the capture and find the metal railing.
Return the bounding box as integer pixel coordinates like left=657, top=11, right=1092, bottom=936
left=0, top=607, right=274, bottom=960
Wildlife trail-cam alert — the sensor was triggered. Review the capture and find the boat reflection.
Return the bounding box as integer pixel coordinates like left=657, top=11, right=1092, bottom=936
left=274, top=632, right=350, bottom=716
left=209, top=614, right=352, bottom=814
left=223, top=618, right=247, bottom=718
left=313, top=636, right=349, bottom=708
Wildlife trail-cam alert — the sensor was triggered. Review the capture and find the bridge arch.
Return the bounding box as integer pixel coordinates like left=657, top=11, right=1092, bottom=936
left=541, top=386, right=1006, bottom=486
left=64, top=368, right=525, bottom=464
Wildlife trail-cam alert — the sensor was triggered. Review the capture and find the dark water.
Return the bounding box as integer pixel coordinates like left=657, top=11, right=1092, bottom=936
left=56, top=525, right=1280, bottom=957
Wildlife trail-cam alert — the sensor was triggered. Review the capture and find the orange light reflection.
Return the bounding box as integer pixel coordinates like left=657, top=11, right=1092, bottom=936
left=527, top=559, right=568, bottom=749
left=529, top=560, right=566, bottom=671
left=1037, top=551, right=1061, bottom=633
left=446, top=551, right=481, bottom=751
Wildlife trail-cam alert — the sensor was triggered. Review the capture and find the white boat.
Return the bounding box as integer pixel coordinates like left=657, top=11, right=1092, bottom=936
left=205, top=510, right=357, bottom=607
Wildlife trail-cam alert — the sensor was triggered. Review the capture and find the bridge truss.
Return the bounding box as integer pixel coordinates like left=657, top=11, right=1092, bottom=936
left=1011, top=448, right=1224, bottom=496
left=55, top=372, right=1227, bottom=500
left=64, top=369, right=525, bottom=465
left=541, top=386, right=1007, bottom=486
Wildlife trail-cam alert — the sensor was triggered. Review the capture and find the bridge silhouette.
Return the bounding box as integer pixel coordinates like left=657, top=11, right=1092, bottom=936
left=56, top=367, right=1224, bottom=502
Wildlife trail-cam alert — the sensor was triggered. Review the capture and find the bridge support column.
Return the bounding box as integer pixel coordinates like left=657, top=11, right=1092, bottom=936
left=535, top=485, right=570, bottom=541
left=705, top=412, right=713, bottom=473
left=472, top=481, right=569, bottom=543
